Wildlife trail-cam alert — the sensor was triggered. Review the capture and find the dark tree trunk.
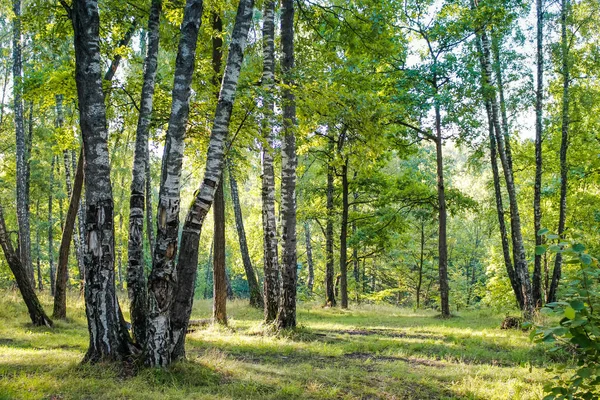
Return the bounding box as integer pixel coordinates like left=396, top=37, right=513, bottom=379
left=127, top=0, right=161, bottom=347
left=434, top=102, right=450, bottom=318
left=169, top=0, right=254, bottom=360
left=213, top=179, right=227, bottom=325
left=71, top=0, right=133, bottom=362
left=276, top=0, right=298, bottom=330
left=477, top=26, right=534, bottom=317
left=228, top=164, right=263, bottom=308
left=13, top=0, right=33, bottom=286
left=0, top=204, right=52, bottom=326
left=204, top=240, right=214, bottom=299
left=548, top=0, right=570, bottom=304
left=532, top=0, right=544, bottom=308
left=53, top=150, right=84, bottom=319
left=304, top=221, right=314, bottom=294
left=35, top=200, right=43, bottom=290
left=416, top=219, right=425, bottom=309
left=146, top=0, right=204, bottom=367
left=475, top=35, right=523, bottom=309
left=62, top=146, right=85, bottom=281
left=49, top=157, right=56, bottom=296
left=260, top=0, right=280, bottom=323
left=211, top=13, right=227, bottom=326
left=325, top=159, right=336, bottom=307
left=103, top=23, right=136, bottom=82
left=339, top=159, right=349, bottom=309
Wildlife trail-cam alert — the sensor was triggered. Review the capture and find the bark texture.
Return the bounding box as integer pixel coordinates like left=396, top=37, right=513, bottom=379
left=549, top=0, right=570, bottom=304
left=13, top=0, right=33, bottom=286
left=127, top=0, right=161, bottom=347
left=213, top=180, right=227, bottom=325
left=229, top=164, right=263, bottom=308
left=71, top=0, right=132, bottom=362
left=434, top=102, right=449, bottom=318
left=62, top=145, right=85, bottom=281
left=53, top=150, right=84, bottom=319
left=304, top=221, right=314, bottom=294
left=146, top=0, right=203, bottom=367
left=479, top=28, right=534, bottom=316
left=169, top=0, right=254, bottom=360
left=325, top=158, right=336, bottom=307
left=49, top=157, right=56, bottom=296
left=0, top=204, right=52, bottom=327
left=339, top=160, right=349, bottom=309
left=277, top=0, right=299, bottom=330
left=260, top=0, right=280, bottom=323
left=533, top=0, right=544, bottom=307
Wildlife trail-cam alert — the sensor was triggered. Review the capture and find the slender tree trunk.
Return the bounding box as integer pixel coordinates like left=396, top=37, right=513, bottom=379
left=71, top=0, right=133, bottom=362
left=145, top=0, right=204, bottom=367
left=304, top=221, right=314, bottom=294
left=74, top=150, right=86, bottom=284
left=62, top=147, right=84, bottom=281
left=0, top=204, right=52, bottom=326
left=127, top=0, right=161, bottom=347
left=416, top=219, right=424, bottom=309
left=276, top=0, right=298, bottom=330
left=103, top=23, right=136, bottom=82
left=434, top=102, right=450, bottom=318
left=213, top=179, right=227, bottom=325
left=204, top=240, right=214, bottom=299
left=53, top=151, right=84, bottom=319
left=229, top=164, right=263, bottom=308
left=260, top=0, right=280, bottom=323
left=549, top=0, right=570, bottom=304
left=325, top=158, right=336, bottom=307
left=13, top=0, right=33, bottom=286
left=211, top=12, right=227, bottom=326
left=532, top=0, right=544, bottom=308
left=146, top=144, right=155, bottom=261
left=339, top=159, right=349, bottom=309
left=479, top=28, right=534, bottom=316
left=352, top=187, right=359, bottom=302
left=35, top=200, right=43, bottom=291
left=169, top=0, right=254, bottom=360
left=49, top=157, right=56, bottom=296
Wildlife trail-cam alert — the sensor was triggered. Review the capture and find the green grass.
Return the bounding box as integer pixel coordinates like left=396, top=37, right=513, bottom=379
left=0, top=291, right=562, bottom=399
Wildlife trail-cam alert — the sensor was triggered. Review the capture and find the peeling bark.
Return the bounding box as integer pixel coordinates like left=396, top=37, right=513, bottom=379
left=127, top=0, right=161, bottom=347
left=170, top=0, right=254, bottom=360
left=146, top=0, right=204, bottom=367
left=71, top=0, right=133, bottom=362
left=260, top=0, right=280, bottom=323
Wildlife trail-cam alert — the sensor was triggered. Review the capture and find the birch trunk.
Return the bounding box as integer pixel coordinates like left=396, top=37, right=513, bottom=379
left=549, top=0, right=570, bottom=304
left=533, top=0, right=544, bottom=307
left=71, top=0, right=133, bottom=362
left=74, top=150, right=86, bottom=283
left=211, top=13, right=227, bottom=326
left=13, top=0, right=33, bottom=286
left=53, top=150, right=84, bottom=319
left=304, top=221, right=314, bottom=294
left=479, top=29, right=534, bottom=316
left=146, top=0, right=203, bottom=367
left=276, top=0, right=298, bottom=330
left=62, top=146, right=84, bottom=281
left=35, top=200, right=43, bottom=290
left=169, top=0, right=254, bottom=360
left=0, top=204, right=52, bottom=326
left=127, top=0, right=161, bottom=347
left=228, top=164, right=263, bottom=308
left=260, top=0, right=280, bottom=323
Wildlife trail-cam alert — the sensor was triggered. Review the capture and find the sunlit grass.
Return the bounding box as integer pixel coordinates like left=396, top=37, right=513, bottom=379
left=0, top=290, right=562, bottom=399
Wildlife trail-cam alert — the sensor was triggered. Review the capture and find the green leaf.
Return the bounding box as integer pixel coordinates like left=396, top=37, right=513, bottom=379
left=547, top=234, right=559, bottom=240
left=573, top=243, right=586, bottom=252
left=535, top=245, right=547, bottom=255
left=538, top=228, right=550, bottom=236
left=564, top=307, right=576, bottom=320
left=570, top=300, right=585, bottom=311
left=581, top=254, right=593, bottom=265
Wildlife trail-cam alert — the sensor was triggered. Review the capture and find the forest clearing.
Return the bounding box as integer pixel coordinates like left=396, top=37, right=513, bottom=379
left=1, top=0, right=600, bottom=398
left=0, top=293, right=554, bottom=400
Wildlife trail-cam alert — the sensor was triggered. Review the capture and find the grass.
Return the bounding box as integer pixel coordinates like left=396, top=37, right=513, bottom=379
left=0, top=290, right=563, bottom=399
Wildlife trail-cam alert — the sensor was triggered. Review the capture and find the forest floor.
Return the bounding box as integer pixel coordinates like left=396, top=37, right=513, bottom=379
left=0, top=290, right=563, bottom=400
